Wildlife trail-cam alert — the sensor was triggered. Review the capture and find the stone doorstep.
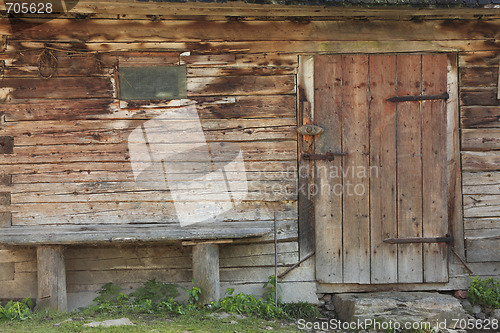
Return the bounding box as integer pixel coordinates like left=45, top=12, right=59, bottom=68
left=334, top=291, right=467, bottom=329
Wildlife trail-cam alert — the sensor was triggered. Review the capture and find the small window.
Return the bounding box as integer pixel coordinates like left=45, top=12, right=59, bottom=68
left=118, top=66, right=187, bottom=100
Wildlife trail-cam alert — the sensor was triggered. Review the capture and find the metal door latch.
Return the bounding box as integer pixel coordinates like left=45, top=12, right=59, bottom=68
left=386, top=92, right=449, bottom=103
left=383, top=234, right=452, bottom=244
left=301, top=152, right=345, bottom=161
left=297, top=124, right=324, bottom=136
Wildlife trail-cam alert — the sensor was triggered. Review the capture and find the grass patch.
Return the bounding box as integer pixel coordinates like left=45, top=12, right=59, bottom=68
left=0, top=277, right=319, bottom=332
left=0, top=309, right=298, bottom=333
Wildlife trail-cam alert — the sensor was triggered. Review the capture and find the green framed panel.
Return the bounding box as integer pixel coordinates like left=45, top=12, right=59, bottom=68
left=118, top=66, right=187, bottom=100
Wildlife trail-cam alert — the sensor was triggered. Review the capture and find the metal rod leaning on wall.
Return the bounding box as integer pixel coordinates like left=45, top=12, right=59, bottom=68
left=278, top=252, right=315, bottom=279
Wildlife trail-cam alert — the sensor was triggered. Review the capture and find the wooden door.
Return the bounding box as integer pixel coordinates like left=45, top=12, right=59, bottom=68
left=312, top=54, right=450, bottom=284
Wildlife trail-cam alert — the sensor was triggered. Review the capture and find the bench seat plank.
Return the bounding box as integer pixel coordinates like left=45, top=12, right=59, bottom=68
left=0, top=223, right=271, bottom=245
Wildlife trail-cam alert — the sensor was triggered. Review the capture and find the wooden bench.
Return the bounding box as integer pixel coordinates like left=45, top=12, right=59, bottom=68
left=0, top=223, right=271, bottom=311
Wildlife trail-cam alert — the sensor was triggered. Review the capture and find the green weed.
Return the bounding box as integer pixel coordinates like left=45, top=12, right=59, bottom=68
left=468, top=276, right=500, bottom=308
left=0, top=297, right=34, bottom=321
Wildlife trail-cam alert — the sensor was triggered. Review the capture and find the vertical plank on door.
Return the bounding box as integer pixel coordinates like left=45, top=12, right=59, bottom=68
left=341, top=55, right=370, bottom=284
left=298, top=55, right=316, bottom=259
left=369, top=55, right=398, bottom=284
left=314, top=55, right=343, bottom=283
left=422, top=54, right=449, bottom=282
left=396, top=54, right=424, bottom=283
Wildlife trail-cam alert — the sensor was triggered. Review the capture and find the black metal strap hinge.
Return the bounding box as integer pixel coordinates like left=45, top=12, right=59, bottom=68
left=386, top=92, right=449, bottom=103
left=383, top=234, right=452, bottom=244
left=302, top=152, right=345, bottom=161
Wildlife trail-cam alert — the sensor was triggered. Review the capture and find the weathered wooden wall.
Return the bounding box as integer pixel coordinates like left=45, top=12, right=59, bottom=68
left=0, top=11, right=499, bottom=305
left=460, top=51, right=500, bottom=264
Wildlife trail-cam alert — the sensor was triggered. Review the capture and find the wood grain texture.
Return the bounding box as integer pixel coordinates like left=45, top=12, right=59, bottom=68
left=465, top=229, right=500, bottom=262
left=422, top=54, right=448, bottom=283
left=3, top=19, right=500, bottom=42
left=2, top=77, right=114, bottom=99
left=369, top=54, right=398, bottom=284
left=460, top=67, right=499, bottom=88
left=446, top=53, right=464, bottom=260
left=314, top=55, right=343, bottom=284
left=3, top=95, right=295, bottom=121
left=297, top=55, right=315, bottom=259
left=192, top=243, right=220, bottom=304
left=396, top=55, right=423, bottom=284
left=462, top=151, right=500, bottom=171
left=463, top=194, right=500, bottom=218
left=462, top=129, right=500, bottom=150
left=461, top=106, right=500, bottom=128
left=461, top=88, right=500, bottom=107
left=0, top=223, right=271, bottom=245
left=341, top=55, right=370, bottom=284
left=37, top=245, right=67, bottom=311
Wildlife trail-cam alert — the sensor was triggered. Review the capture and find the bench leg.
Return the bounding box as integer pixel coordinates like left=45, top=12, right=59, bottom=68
left=37, top=245, right=67, bottom=311
left=192, top=243, right=220, bottom=305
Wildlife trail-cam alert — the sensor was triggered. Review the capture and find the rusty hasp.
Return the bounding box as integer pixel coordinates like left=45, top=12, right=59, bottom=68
left=383, top=235, right=453, bottom=244
left=386, top=92, right=449, bottom=102
left=301, top=151, right=345, bottom=161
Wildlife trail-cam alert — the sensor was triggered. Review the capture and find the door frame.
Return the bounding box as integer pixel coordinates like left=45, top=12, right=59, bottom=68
left=296, top=53, right=464, bottom=288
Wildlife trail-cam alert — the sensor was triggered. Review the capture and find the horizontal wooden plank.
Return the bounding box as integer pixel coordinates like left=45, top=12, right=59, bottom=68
left=8, top=40, right=500, bottom=57
left=2, top=99, right=117, bottom=121
left=2, top=52, right=114, bottom=77
left=461, top=106, right=500, bottom=128
left=460, top=67, right=499, bottom=88
left=0, top=118, right=296, bottom=146
left=66, top=268, right=192, bottom=285
left=3, top=19, right=500, bottom=42
left=234, top=54, right=298, bottom=68
left=2, top=75, right=294, bottom=101
left=462, top=129, right=500, bottom=151
left=180, top=54, right=235, bottom=66
left=0, top=248, right=36, bottom=263
left=187, top=75, right=295, bottom=96
left=463, top=172, right=500, bottom=195
left=2, top=77, right=114, bottom=100
left=462, top=151, right=500, bottom=172
left=5, top=160, right=296, bottom=184
left=459, top=51, right=500, bottom=68
left=221, top=251, right=297, bottom=267
left=65, top=256, right=192, bottom=272
left=10, top=201, right=297, bottom=225
left=463, top=194, right=500, bottom=218
left=60, top=242, right=299, bottom=271
left=461, top=88, right=500, bottom=107
left=7, top=179, right=297, bottom=203
left=464, top=218, right=500, bottom=230
left=4, top=0, right=497, bottom=18
left=0, top=223, right=272, bottom=245
left=0, top=140, right=297, bottom=164
left=3, top=95, right=296, bottom=121
left=118, top=52, right=179, bottom=66
left=9, top=190, right=294, bottom=204
left=0, top=272, right=37, bottom=300
left=4, top=177, right=298, bottom=194
left=465, top=229, right=500, bottom=263
left=466, top=228, right=500, bottom=239
left=187, top=66, right=296, bottom=77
